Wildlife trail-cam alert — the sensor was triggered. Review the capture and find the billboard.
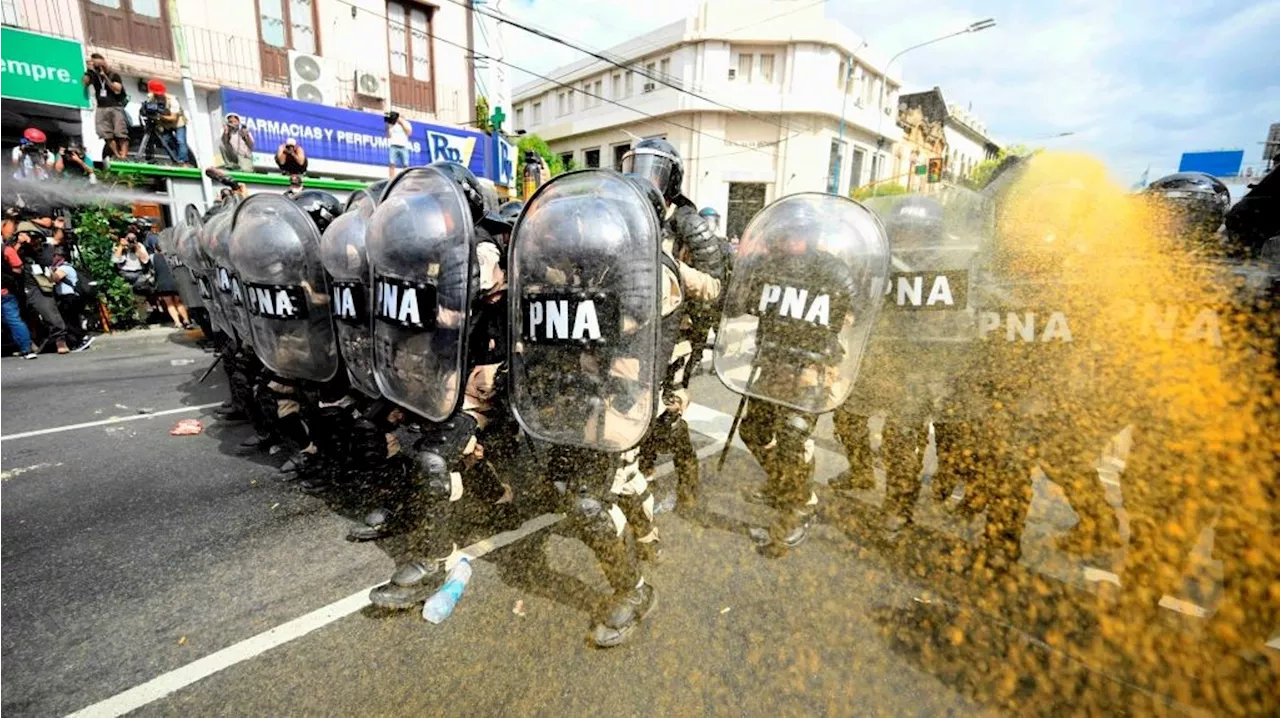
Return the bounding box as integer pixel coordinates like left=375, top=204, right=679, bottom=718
left=0, top=28, right=91, bottom=109
left=1177, top=149, right=1244, bottom=177
left=220, top=88, right=487, bottom=177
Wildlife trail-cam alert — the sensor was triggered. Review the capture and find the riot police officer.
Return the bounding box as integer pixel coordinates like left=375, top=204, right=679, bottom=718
left=620, top=139, right=723, bottom=515
left=714, top=194, right=891, bottom=556
left=509, top=167, right=670, bottom=646
left=363, top=163, right=518, bottom=609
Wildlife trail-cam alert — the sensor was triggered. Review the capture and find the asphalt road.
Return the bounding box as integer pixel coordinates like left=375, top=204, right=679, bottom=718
left=2, top=329, right=1273, bottom=716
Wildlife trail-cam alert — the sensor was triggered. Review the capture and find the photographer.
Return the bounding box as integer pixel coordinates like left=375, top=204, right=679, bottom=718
left=10, top=128, right=55, bottom=180
left=81, top=53, right=129, bottom=160
left=49, top=248, right=94, bottom=349
left=11, top=221, right=77, bottom=353
left=384, top=111, right=412, bottom=179
left=112, top=231, right=154, bottom=295
left=143, top=79, right=190, bottom=165
left=274, top=138, right=307, bottom=176
left=220, top=114, right=255, bottom=171
left=54, top=141, right=96, bottom=182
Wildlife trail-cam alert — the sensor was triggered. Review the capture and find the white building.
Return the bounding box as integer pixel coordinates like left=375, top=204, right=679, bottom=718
left=898, top=87, right=999, bottom=182
left=511, top=0, right=904, bottom=238
left=4, top=0, right=476, bottom=180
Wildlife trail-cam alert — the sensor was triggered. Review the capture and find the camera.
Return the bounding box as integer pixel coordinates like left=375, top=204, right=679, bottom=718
left=383, top=110, right=400, bottom=124
left=139, top=99, right=165, bottom=123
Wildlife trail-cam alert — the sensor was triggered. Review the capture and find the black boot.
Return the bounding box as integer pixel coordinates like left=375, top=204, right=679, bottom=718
left=369, top=560, right=444, bottom=610
left=347, top=506, right=398, bottom=542
left=238, top=433, right=274, bottom=451
left=591, top=582, right=657, bottom=648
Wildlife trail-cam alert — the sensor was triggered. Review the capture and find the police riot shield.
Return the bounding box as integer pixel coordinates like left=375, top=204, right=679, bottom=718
left=366, top=166, right=475, bottom=422
left=162, top=224, right=204, bottom=311
left=842, top=186, right=994, bottom=421
left=229, top=193, right=339, bottom=383
left=714, top=193, right=891, bottom=414
left=508, top=169, right=662, bottom=452
left=320, top=193, right=379, bottom=397
left=197, top=205, right=249, bottom=345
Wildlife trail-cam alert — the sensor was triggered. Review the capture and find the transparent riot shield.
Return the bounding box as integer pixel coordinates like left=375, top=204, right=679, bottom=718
left=196, top=205, right=248, bottom=345
left=366, top=166, right=475, bottom=422
left=163, top=224, right=204, bottom=311
left=714, top=193, right=891, bottom=414
left=320, top=195, right=379, bottom=397
left=508, top=169, right=662, bottom=452
left=229, top=193, right=338, bottom=383
left=843, top=185, right=994, bottom=422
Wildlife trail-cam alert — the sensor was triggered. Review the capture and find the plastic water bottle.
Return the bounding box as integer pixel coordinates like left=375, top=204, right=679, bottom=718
left=422, top=558, right=472, bottom=624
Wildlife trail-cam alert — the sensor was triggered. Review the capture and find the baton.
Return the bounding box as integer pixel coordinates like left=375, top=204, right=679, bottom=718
left=198, top=353, right=224, bottom=383
left=716, top=393, right=749, bottom=471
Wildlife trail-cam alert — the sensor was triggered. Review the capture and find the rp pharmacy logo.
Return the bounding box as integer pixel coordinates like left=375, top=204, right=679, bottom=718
left=425, top=131, right=477, bottom=166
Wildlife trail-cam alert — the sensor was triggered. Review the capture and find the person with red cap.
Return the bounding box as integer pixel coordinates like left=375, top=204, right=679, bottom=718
left=10, top=128, right=55, bottom=180
left=144, top=78, right=191, bottom=165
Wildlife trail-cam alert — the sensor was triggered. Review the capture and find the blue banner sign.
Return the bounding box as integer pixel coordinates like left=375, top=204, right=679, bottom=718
left=220, top=88, right=487, bottom=177
left=1177, top=149, right=1244, bottom=177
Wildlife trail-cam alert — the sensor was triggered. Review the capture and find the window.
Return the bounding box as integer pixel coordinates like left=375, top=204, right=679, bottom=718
left=612, top=73, right=622, bottom=98
left=593, top=80, right=603, bottom=105
left=737, top=53, right=753, bottom=82
left=568, top=89, right=575, bottom=113
left=251, top=0, right=319, bottom=81
left=644, top=62, right=656, bottom=92
left=625, top=71, right=634, bottom=97
left=760, top=53, right=774, bottom=83
left=727, top=182, right=767, bottom=240
left=557, top=92, right=566, bottom=116
left=585, top=148, right=601, bottom=168
left=559, top=151, right=574, bottom=170
left=613, top=143, right=630, bottom=170
left=659, top=57, right=670, bottom=81
left=532, top=101, right=542, bottom=124
left=827, top=139, right=845, bottom=194
left=81, top=0, right=173, bottom=59
left=515, top=107, right=524, bottom=131
left=581, top=82, right=591, bottom=108
left=387, top=1, right=434, bottom=111
left=837, top=58, right=846, bottom=91
left=850, top=148, right=866, bottom=190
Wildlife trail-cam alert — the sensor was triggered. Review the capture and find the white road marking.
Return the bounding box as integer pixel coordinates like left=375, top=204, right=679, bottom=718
left=0, top=462, right=65, bottom=481
left=61, top=410, right=739, bottom=718
left=0, top=403, right=224, bottom=442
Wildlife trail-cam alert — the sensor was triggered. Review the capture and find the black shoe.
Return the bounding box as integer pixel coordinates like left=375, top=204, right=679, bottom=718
left=369, top=560, right=444, bottom=610
left=217, top=407, right=250, bottom=422
left=591, top=583, right=657, bottom=648
left=347, top=507, right=396, bottom=542
left=238, top=433, right=272, bottom=451
left=750, top=522, right=810, bottom=558
left=279, top=451, right=320, bottom=477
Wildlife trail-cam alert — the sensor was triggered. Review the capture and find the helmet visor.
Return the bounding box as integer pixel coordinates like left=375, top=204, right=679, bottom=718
left=622, top=149, right=675, bottom=197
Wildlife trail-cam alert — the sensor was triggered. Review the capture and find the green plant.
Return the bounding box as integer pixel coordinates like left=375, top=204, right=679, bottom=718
left=475, top=96, right=492, bottom=133
left=851, top=183, right=909, bottom=201
left=74, top=205, right=142, bottom=329
left=515, top=133, right=566, bottom=179
left=968, top=144, right=1037, bottom=189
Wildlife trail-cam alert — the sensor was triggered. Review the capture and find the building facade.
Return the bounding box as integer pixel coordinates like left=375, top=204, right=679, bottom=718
left=898, top=86, right=998, bottom=183
left=2, top=0, right=476, bottom=179
left=511, top=0, right=904, bottom=238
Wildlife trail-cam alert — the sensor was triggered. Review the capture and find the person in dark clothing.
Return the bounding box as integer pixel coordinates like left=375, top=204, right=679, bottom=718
left=274, top=138, right=308, bottom=176
left=148, top=234, right=191, bottom=329
left=81, top=53, right=129, bottom=160
left=12, top=222, right=73, bottom=352
left=49, top=248, right=94, bottom=350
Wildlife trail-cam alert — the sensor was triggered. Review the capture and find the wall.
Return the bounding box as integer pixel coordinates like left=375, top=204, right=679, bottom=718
left=944, top=123, right=988, bottom=180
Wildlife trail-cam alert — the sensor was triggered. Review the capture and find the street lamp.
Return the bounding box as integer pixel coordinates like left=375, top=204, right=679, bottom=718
left=871, top=18, right=997, bottom=194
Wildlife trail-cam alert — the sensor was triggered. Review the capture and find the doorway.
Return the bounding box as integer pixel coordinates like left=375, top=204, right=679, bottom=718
left=726, top=182, right=767, bottom=240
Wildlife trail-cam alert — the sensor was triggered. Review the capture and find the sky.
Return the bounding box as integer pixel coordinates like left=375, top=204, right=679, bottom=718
left=488, top=0, right=1280, bottom=185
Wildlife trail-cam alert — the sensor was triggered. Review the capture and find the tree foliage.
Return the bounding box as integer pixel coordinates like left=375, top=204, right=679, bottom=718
left=475, top=96, right=492, bottom=134
left=515, top=133, right=568, bottom=179
left=73, top=205, right=143, bottom=329
left=968, top=144, right=1037, bottom=189
left=851, top=183, right=909, bottom=201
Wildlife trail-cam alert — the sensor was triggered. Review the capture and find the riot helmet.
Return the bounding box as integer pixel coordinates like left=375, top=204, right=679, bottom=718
left=1144, top=172, right=1230, bottom=237
left=883, top=195, right=945, bottom=249
left=290, top=190, right=342, bottom=234
left=699, top=206, right=721, bottom=234
left=428, top=161, right=489, bottom=224
left=624, top=173, right=668, bottom=224
left=621, top=138, right=684, bottom=204
left=497, top=200, right=524, bottom=223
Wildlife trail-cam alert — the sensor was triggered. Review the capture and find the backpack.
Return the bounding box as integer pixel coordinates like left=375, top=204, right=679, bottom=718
left=72, top=262, right=98, bottom=301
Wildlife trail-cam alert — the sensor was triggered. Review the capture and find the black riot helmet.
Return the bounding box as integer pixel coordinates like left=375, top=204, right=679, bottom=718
left=1144, top=171, right=1230, bottom=237
left=621, top=138, right=684, bottom=204
left=698, top=206, right=721, bottom=234
left=623, top=172, right=668, bottom=224
left=428, top=161, right=489, bottom=224
left=290, top=190, right=342, bottom=234
left=497, top=200, right=524, bottom=223
left=884, top=195, right=945, bottom=249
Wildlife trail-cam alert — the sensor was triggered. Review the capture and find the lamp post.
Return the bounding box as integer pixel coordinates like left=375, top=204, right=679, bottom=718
left=871, top=18, right=996, bottom=196
left=830, top=40, right=868, bottom=195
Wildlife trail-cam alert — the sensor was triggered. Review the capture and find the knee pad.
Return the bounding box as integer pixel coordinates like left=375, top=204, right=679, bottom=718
left=573, top=495, right=627, bottom=541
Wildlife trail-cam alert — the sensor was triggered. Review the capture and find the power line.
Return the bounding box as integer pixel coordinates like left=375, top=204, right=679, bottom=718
left=440, top=0, right=815, bottom=140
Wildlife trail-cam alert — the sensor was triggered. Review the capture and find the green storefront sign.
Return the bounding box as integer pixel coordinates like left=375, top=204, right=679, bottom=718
left=1, top=27, right=90, bottom=109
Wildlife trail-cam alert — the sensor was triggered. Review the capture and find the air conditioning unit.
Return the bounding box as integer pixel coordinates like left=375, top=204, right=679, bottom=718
left=727, top=68, right=737, bottom=80
left=643, top=81, right=656, bottom=93
left=354, top=70, right=388, bottom=100
left=288, top=50, right=337, bottom=104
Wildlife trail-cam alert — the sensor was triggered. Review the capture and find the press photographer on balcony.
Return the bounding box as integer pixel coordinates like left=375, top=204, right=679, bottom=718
left=141, top=80, right=191, bottom=165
